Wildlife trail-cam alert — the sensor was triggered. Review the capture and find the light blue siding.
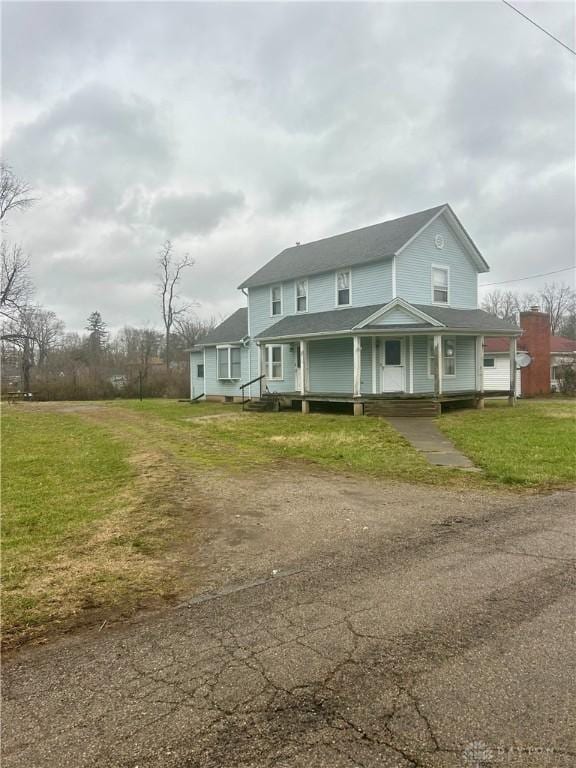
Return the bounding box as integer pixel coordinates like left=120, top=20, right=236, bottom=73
left=361, top=336, right=374, bottom=394
left=396, top=213, right=479, bottom=309
left=203, top=345, right=250, bottom=398
left=373, top=307, right=428, bottom=326
left=412, top=335, right=477, bottom=393
left=248, top=259, right=393, bottom=338
left=308, top=338, right=354, bottom=393
left=190, top=351, right=204, bottom=398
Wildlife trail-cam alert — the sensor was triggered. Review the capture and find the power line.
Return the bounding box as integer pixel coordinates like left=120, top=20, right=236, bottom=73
left=480, top=265, right=575, bottom=288
left=501, top=0, right=576, bottom=56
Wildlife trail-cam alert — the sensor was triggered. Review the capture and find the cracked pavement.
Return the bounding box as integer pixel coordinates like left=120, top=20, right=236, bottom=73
left=2, top=485, right=575, bottom=768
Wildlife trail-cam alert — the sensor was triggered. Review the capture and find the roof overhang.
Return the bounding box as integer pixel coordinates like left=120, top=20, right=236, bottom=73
left=256, top=328, right=522, bottom=343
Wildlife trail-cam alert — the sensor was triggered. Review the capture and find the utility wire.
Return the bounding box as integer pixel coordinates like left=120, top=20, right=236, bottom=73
left=480, top=265, right=575, bottom=287
left=501, top=0, right=576, bottom=56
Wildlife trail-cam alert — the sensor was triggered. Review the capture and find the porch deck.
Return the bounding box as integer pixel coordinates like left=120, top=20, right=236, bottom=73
left=267, top=390, right=511, bottom=403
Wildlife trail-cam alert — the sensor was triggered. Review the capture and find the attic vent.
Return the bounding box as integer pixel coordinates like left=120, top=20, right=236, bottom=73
left=434, top=234, right=445, bottom=249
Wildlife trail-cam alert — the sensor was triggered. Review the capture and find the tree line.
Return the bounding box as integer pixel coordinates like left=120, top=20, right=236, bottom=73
left=481, top=284, right=575, bottom=337
left=0, top=164, right=215, bottom=399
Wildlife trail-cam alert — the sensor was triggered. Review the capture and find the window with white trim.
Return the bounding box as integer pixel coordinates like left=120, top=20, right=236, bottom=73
left=197, top=363, right=205, bottom=378
left=217, top=346, right=241, bottom=379
left=271, top=285, right=282, bottom=316
left=336, top=270, right=351, bottom=306
left=265, top=345, right=283, bottom=379
left=432, top=267, right=449, bottom=304
left=428, top=338, right=456, bottom=377
left=295, top=279, right=308, bottom=312
left=483, top=357, right=495, bottom=368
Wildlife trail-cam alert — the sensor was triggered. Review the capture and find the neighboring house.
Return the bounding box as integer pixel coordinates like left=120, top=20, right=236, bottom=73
left=191, top=204, right=520, bottom=413
left=484, top=309, right=576, bottom=396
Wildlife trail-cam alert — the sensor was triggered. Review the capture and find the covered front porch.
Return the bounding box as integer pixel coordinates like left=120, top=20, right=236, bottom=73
left=255, top=331, right=519, bottom=415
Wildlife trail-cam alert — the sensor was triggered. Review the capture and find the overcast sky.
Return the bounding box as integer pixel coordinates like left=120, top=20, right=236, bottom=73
left=2, top=1, right=575, bottom=332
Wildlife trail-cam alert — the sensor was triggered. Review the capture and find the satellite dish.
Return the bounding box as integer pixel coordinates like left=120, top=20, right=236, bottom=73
left=516, top=352, right=532, bottom=368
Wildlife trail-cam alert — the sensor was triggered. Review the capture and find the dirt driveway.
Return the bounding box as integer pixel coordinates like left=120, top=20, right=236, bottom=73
left=3, top=428, right=575, bottom=768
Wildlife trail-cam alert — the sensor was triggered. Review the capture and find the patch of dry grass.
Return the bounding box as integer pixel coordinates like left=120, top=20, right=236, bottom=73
left=1, top=411, right=184, bottom=648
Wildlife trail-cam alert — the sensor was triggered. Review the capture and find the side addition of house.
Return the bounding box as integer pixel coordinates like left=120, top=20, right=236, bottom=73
left=190, top=204, right=520, bottom=414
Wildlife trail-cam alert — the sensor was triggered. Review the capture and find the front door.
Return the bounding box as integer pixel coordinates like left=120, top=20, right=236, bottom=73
left=382, top=338, right=405, bottom=392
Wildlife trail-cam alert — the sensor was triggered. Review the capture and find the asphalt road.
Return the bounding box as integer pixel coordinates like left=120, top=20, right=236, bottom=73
left=3, top=488, right=575, bottom=768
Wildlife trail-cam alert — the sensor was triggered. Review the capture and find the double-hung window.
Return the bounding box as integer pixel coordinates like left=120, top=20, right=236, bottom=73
left=295, top=279, right=308, bottom=312
left=271, top=285, right=282, bottom=316
left=432, top=266, right=449, bottom=304
left=217, top=346, right=241, bottom=379
left=336, top=270, right=351, bottom=306
left=428, top=338, right=456, bottom=377
left=265, top=345, right=283, bottom=380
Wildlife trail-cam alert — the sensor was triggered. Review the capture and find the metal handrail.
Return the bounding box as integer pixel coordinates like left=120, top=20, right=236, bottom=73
left=240, top=374, right=265, bottom=410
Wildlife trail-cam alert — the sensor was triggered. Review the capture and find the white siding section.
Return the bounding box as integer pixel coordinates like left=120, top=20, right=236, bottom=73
left=483, top=354, right=521, bottom=395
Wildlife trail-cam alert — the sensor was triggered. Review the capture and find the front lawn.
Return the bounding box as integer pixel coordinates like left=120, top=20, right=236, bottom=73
left=1, top=409, right=177, bottom=647
left=440, top=399, right=576, bottom=488
left=114, top=399, right=458, bottom=484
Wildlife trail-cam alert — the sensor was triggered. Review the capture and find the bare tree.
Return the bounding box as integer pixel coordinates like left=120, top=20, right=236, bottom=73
left=173, top=312, right=216, bottom=349
left=537, top=282, right=576, bottom=335
left=0, top=164, right=36, bottom=221
left=157, top=240, right=194, bottom=370
left=481, top=290, right=520, bottom=323
left=481, top=283, right=575, bottom=335
left=1, top=241, right=32, bottom=320
left=27, top=306, right=65, bottom=366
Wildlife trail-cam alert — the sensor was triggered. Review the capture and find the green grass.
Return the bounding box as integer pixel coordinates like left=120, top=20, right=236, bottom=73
left=440, top=399, right=576, bottom=488
left=1, top=409, right=173, bottom=646
left=114, top=399, right=467, bottom=484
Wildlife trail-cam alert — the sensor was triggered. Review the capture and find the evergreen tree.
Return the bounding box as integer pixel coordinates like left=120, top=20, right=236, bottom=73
left=85, top=311, right=108, bottom=360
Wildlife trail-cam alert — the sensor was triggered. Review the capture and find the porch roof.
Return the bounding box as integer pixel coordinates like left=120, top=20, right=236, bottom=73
left=256, top=301, right=520, bottom=341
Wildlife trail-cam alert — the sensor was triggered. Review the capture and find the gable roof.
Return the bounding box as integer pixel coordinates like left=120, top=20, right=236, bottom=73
left=197, top=308, right=248, bottom=345
left=239, top=204, right=454, bottom=289
left=256, top=301, right=519, bottom=341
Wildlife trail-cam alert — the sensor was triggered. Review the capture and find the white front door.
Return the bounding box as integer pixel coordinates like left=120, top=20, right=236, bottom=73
left=381, top=338, right=405, bottom=393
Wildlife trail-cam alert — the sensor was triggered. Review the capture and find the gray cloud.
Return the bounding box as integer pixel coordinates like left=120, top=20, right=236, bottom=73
left=151, top=190, right=245, bottom=236
left=2, top=1, right=574, bottom=330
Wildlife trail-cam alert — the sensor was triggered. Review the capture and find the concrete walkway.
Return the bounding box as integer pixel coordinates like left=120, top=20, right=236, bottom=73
left=386, top=416, right=479, bottom=469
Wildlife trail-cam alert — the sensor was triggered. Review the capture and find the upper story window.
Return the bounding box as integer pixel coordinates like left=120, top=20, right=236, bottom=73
left=432, top=266, right=449, bottom=304
left=217, top=346, right=241, bottom=380
left=336, top=270, right=351, bottom=306
left=271, top=285, right=282, bottom=316
left=295, top=279, right=308, bottom=312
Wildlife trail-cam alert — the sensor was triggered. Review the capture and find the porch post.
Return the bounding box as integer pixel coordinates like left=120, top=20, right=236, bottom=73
left=509, top=336, right=517, bottom=406
left=259, top=344, right=267, bottom=391
left=353, top=336, right=362, bottom=398
left=299, top=340, right=307, bottom=396
left=433, top=334, right=443, bottom=398
left=476, top=336, right=485, bottom=409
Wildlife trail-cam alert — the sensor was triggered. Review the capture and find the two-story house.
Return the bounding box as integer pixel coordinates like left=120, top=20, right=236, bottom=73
left=190, top=204, right=520, bottom=414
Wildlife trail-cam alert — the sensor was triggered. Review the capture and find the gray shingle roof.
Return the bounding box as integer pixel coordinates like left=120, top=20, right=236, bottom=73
left=198, top=308, right=248, bottom=345
left=239, top=204, right=447, bottom=289
left=412, top=305, right=519, bottom=332
left=256, top=302, right=519, bottom=339
left=256, top=305, right=383, bottom=339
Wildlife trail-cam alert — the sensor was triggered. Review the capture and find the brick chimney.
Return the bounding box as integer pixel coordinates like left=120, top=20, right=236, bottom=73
left=519, top=307, right=551, bottom=396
